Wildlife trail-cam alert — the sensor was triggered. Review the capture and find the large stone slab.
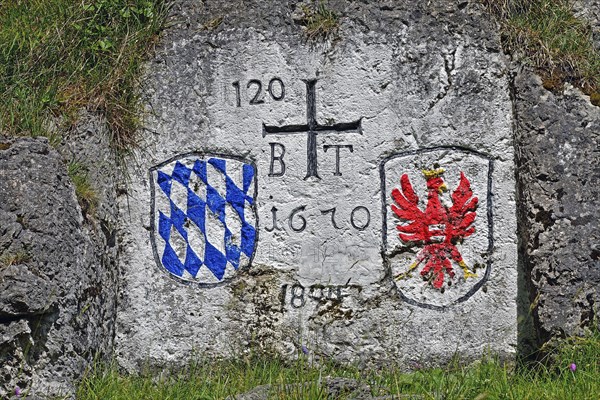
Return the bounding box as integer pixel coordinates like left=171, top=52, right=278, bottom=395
left=0, top=132, right=118, bottom=398
left=514, top=69, right=600, bottom=347
left=116, top=0, right=517, bottom=370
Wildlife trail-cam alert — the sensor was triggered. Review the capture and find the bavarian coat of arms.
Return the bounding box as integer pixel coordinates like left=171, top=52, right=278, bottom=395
left=150, top=154, right=258, bottom=284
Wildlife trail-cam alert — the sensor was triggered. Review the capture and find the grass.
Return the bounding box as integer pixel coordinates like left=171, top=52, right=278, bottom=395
left=75, top=331, right=600, bottom=399
left=483, top=0, right=600, bottom=104
left=297, top=1, right=339, bottom=41
left=0, top=250, right=32, bottom=269
left=67, top=161, right=98, bottom=216
left=0, top=0, right=167, bottom=151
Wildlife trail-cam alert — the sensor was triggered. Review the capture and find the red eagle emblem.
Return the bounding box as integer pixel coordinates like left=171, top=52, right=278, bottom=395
left=391, top=167, right=478, bottom=289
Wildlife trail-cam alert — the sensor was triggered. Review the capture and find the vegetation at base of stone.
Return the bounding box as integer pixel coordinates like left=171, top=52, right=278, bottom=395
left=0, top=0, right=166, bottom=151
left=0, top=251, right=32, bottom=269
left=297, top=1, right=339, bottom=41
left=67, top=161, right=98, bottom=216
left=483, top=0, right=600, bottom=105
left=77, top=331, right=600, bottom=399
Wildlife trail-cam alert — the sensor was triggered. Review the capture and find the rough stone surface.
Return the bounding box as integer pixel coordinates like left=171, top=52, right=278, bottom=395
left=0, top=130, right=118, bottom=398
left=116, top=0, right=517, bottom=371
left=513, top=69, right=600, bottom=347
left=57, top=111, right=121, bottom=230
left=227, top=377, right=394, bottom=400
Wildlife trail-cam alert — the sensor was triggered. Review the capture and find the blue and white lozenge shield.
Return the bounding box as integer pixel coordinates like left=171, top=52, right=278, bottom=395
left=150, top=154, right=258, bottom=284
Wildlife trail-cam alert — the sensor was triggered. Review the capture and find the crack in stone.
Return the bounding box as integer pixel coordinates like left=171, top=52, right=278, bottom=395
left=424, top=47, right=457, bottom=115
left=0, top=314, right=31, bottom=325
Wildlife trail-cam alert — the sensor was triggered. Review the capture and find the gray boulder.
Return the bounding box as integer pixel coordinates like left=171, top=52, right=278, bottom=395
left=0, top=132, right=117, bottom=398
left=513, top=69, right=600, bottom=349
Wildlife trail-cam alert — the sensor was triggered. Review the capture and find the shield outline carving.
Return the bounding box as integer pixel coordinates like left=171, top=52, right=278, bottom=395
left=380, top=146, right=494, bottom=310
left=149, top=152, right=259, bottom=286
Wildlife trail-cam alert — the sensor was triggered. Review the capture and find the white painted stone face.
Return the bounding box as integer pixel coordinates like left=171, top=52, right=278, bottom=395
left=116, top=7, right=517, bottom=370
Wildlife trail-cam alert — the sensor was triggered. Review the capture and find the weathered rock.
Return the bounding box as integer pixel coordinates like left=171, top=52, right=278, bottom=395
left=513, top=69, right=600, bottom=347
left=57, top=111, right=120, bottom=228
left=0, top=266, right=57, bottom=317
left=227, top=377, right=393, bottom=400
left=115, top=0, right=517, bottom=371
left=0, top=133, right=117, bottom=398
left=228, top=384, right=270, bottom=400
left=324, top=377, right=372, bottom=399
